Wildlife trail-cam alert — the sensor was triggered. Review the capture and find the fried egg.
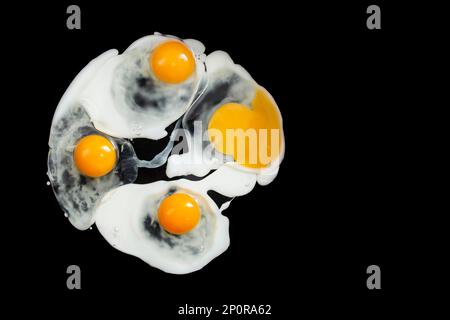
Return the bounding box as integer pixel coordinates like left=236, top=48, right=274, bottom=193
left=167, top=51, right=285, bottom=186
left=48, top=50, right=139, bottom=230
left=78, top=33, right=207, bottom=140
left=94, top=167, right=250, bottom=274
left=48, top=104, right=138, bottom=230
left=48, top=34, right=285, bottom=274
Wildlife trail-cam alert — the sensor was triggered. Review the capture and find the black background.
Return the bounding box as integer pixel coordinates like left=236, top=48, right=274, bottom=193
left=5, top=0, right=439, bottom=317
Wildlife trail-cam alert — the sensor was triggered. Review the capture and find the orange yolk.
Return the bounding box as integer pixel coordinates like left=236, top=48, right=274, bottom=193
left=73, top=135, right=117, bottom=178
left=208, top=88, right=282, bottom=169
left=157, top=193, right=200, bottom=235
left=150, top=40, right=195, bottom=84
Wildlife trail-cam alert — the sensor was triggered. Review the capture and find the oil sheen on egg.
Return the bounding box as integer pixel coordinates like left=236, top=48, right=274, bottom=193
left=94, top=169, right=249, bottom=274
left=166, top=51, right=285, bottom=186
left=78, top=33, right=207, bottom=140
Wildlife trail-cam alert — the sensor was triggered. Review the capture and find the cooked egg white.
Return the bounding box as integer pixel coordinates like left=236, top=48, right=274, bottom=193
left=94, top=170, right=241, bottom=274
left=79, top=33, right=207, bottom=140
left=167, top=51, right=285, bottom=186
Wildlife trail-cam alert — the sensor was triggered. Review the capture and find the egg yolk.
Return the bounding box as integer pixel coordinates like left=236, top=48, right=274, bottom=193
left=208, top=88, right=282, bottom=168
left=157, top=193, right=200, bottom=235
left=73, top=135, right=117, bottom=178
left=150, top=40, right=195, bottom=84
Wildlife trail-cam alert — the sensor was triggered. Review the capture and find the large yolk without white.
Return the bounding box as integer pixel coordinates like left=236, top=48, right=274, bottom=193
left=157, top=193, right=201, bottom=235
left=208, top=88, right=282, bottom=168
left=150, top=40, right=195, bottom=84
left=73, top=135, right=117, bottom=178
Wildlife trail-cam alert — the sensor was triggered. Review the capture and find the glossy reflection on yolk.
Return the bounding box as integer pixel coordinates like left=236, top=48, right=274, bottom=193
left=73, top=135, right=117, bottom=178
left=150, top=40, right=195, bottom=84
left=208, top=88, right=282, bottom=168
left=157, top=193, right=201, bottom=235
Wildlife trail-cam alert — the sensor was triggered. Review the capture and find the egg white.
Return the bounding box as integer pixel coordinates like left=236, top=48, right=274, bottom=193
left=94, top=175, right=232, bottom=274
left=78, top=33, right=207, bottom=140
left=166, top=51, right=285, bottom=186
